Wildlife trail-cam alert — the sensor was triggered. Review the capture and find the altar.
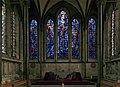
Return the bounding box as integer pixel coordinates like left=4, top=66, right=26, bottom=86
left=31, top=72, right=96, bottom=87
left=31, top=79, right=96, bottom=87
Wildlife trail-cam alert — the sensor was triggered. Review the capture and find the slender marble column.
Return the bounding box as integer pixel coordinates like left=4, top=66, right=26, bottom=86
left=23, top=1, right=29, bottom=86
left=39, top=17, right=42, bottom=78
left=68, top=18, right=72, bottom=62
left=97, top=1, right=103, bottom=86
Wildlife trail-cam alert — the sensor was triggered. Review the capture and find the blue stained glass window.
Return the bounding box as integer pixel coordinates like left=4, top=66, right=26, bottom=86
left=30, top=20, right=38, bottom=58
left=46, top=19, right=54, bottom=58
left=88, top=18, right=96, bottom=58
left=72, top=19, right=80, bottom=58
left=58, top=11, right=68, bottom=58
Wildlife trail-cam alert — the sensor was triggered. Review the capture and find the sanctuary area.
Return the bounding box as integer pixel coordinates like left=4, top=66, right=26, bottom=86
left=0, top=0, right=120, bottom=87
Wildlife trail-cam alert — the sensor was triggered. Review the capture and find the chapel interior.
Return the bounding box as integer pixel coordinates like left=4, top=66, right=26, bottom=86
left=0, top=0, right=120, bottom=87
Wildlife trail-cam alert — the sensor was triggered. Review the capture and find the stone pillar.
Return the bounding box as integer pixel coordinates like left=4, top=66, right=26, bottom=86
left=39, top=17, right=42, bottom=78
left=82, top=19, right=86, bottom=78
left=19, top=20, right=23, bottom=60
left=23, top=1, right=30, bottom=86
left=117, top=0, right=120, bottom=55
left=97, top=1, right=103, bottom=86
left=43, top=21, right=46, bottom=61
left=115, top=1, right=119, bottom=56
left=81, top=20, right=86, bottom=78
left=6, top=0, right=12, bottom=57
left=54, top=19, right=57, bottom=62
left=40, top=22, right=43, bottom=62
left=16, top=15, right=20, bottom=59
left=68, top=18, right=72, bottom=62
left=0, top=0, right=2, bottom=86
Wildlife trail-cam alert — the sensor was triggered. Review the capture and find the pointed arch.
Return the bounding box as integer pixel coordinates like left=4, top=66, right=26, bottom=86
left=46, top=19, right=54, bottom=58
left=88, top=18, right=97, bottom=58
left=30, top=19, right=38, bottom=58
left=72, top=18, right=80, bottom=58
left=57, top=10, right=68, bottom=58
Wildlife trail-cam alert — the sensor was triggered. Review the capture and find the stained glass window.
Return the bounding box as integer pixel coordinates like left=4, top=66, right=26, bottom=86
left=72, top=19, right=80, bottom=58
left=111, top=10, right=116, bottom=56
left=2, top=0, right=6, bottom=53
left=58, top=11, right=68, bottom=58
left=30, top=19, right=38, bottom=58
left=11, top=11, right=16, bottom=57
left=46, top=19, right=54, bottom=58
left=88, top=18, right=96, bottom=58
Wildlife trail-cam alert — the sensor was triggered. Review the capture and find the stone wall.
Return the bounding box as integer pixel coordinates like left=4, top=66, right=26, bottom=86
left=103, top=0, right=120, bottom=81
left=29, top=63, right=41, bottom=79
left=29, top=63, right=98, bottom=79
left=2, top=60, right=22, bottom=81
left=86, top=63, right=98, bottom=78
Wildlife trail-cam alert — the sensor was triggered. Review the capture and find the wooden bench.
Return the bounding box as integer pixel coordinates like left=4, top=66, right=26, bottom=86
left=1, top=80, right=27, bottom=87
left=2, top=84, right=12, bottom=87
left=101, top=80, right=120, bottom=87
left=14, top=80, right=27, bottom=87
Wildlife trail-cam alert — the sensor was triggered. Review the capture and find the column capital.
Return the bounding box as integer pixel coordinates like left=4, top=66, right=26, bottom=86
left=96, top=0, right=104, bottom=7
left=23, top=0, right=30, bottom=7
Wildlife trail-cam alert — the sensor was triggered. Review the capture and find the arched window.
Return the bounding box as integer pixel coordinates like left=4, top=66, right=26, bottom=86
left=88, top=18, right=96, bottom=58
left=72, top=19, right=80, bottom=58
left=46, top=19, right=54, bottom=58
left=30, top=19, right=38, bottom=58
left=2, top=0, right=6, bottom=53
left=111, top=10, right=116, bottom=56
left=58, top=10, right=68, bottom=58
left=45, top=10, right=82, bottom=60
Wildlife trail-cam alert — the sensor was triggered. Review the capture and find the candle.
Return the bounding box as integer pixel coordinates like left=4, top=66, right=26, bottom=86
left=62, top=83, right=64, bottom=87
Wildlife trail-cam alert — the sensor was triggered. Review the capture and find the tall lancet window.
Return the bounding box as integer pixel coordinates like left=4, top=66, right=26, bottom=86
left=58, top=11, right=68, bottom=58
left=11, top=11, right=16, bottom=57
left=72, top=19, right=80, bottom=58
left=30, top=19, right=38, bottom=58
left=46, top=19, right=54, bottom=58
left=88, top=18, right=97, bottom=58
left=111, top=10, right=116, bottom=56
left=2, top=0, right=6, bottom=53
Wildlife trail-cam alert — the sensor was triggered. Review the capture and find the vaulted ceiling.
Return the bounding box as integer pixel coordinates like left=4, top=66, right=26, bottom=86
left=36, top=0, right=97, bottom=17
left=29, top=0, right=98, bottom=19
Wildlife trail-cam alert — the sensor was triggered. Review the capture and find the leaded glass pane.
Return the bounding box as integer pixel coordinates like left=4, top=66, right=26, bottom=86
left=2, top=0, right=5, bottom=2
left=2, top=1, right=6, bottom=53
left=112, top=10, right=116, bottom=56
left=11, top=11, right=16, bottom=57
left=58, top=11, right=68, bottom=58
left=30, top=20, right=38, bottom=58
left=46, top=19, right=54, bottom=58
left=88, top=18, right=96, bottom=58
left=72, top=19, right=80, bottom=58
